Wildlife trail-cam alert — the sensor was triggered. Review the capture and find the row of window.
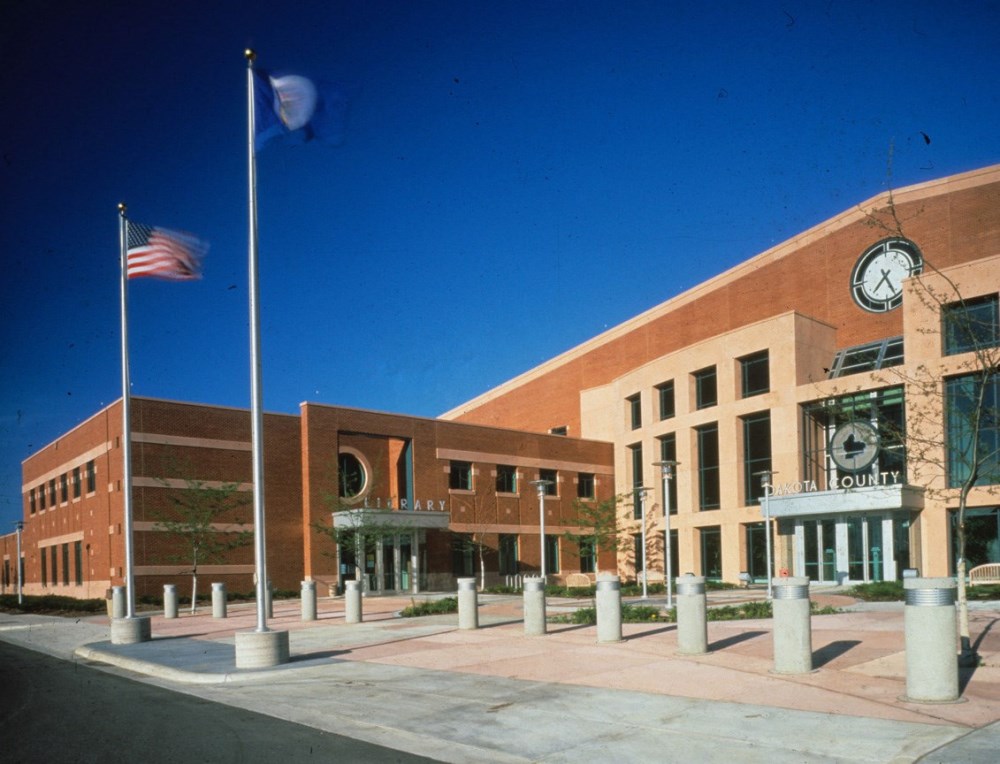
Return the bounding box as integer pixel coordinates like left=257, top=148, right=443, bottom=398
left=628, top=350, right=770, bottom=430
left=453, top=533, right=595, bottom=577
left=448, top=461, right=596, bottom=499
left=629, top=411, right=773, bottom=515
left=39, top=541, right=84, bottom=587
left=28, top=461, right=97, bottom=514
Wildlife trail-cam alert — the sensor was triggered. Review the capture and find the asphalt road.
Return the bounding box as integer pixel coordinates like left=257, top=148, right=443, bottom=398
left=0, top=641, right=439, bottom=763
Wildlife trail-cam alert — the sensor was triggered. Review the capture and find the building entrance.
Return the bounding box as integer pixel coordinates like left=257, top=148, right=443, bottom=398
left=793, top=512, right=911, bottom=584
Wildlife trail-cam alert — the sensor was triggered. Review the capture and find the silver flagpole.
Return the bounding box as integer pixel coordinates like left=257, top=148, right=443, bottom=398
left=117, top=203, right=137, bottom=620
left=246, top=49, right=269, bottom=633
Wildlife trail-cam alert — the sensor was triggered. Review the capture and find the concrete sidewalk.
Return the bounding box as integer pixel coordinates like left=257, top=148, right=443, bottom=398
left=2, top=591, right=1000, bottom=762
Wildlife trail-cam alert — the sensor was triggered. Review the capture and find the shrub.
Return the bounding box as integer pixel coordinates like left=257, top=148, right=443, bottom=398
left=0, top=594, right=106, bottom=614
left=399, top=597, right=458, bottom=617
left=846, top=581, right=904, bottom=601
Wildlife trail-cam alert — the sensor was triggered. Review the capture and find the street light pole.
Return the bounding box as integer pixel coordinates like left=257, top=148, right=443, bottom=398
left=638, top=487, right=650, bottom=599
left=757, top=470, right=776, bottom=600
left=529, top=479, right=553, bottom=582
left=652, top=461, right=678, bottom=609
left=15, top=520, right=24, bottom=605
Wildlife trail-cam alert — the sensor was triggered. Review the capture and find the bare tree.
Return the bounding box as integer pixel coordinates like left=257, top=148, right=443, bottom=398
left=153, top=478, right=252, bottom=613
left=564, top=493, right=631, bottom=577
left=860, top=170, right=999, bottom=663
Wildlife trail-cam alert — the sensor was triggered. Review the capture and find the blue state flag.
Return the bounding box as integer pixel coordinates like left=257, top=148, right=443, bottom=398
left=253, top=68, right=352, bottom=150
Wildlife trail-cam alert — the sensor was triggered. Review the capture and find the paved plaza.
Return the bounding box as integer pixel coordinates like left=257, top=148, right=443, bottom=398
left=2, top=589, right=999, bottom=762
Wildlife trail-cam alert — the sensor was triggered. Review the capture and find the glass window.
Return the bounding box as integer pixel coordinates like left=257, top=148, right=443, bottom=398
left=740, top=350, right=770, bottom=398
left=539, top=469, right=558, bottom=496
left=829, top=337, right=904, bottom=378
left=39, top=485, right=45, bottom=511
left=694, top=366, right=717, bottom=409
left=496, top=464, right=517, bottom=494
left=62, top=543, right=70, bottom=586
left=545, top=534, right=560, bottom=574
left=743, top=412, right=772, bottom=505
left=577, top=472, right=595, bottom=499
left=658, top=434, right=678, bottom=513
left=41, top=548, right=47, bottom=587
left=578, top=538, right=595, bottom=574
left=86, top=460, right=96, bottom=493
left=61, top=473, right=68, bottom=503
left=946, top=373, right=1000, bottom=488
left=449, top=460, right=473, bottom=491
left=72, top=468, right=81, bottom=498
left=451, top=534, right=474, bottom=577
left=29, top=488, right=36, bottom=514
left=627, top=394, right=642, bottom=430
left=50, top=478, right=57, bottom=505
left=50, top=545, right=57, bottom=585
left=951, top=508, right=1000, bottom=568
left=697, top=423, right=721, bottom=510
left=74, top=540, right=83, bottom=586
left=802, top=387, right=907, bottom=489
left=549, top=426, right=568, bottom=436
left=657, top=380, right=675, bottom=420
left=499, top=534, right=519, bottom=576
left=630, top=444, right=644, bottom=519
left=339, top=453, right=367, bottom=497
left=633, top=533, right=644, bottom=574
left=701, top=526, right=722, bottom=579
left=943, top=294, right=999, bottom=356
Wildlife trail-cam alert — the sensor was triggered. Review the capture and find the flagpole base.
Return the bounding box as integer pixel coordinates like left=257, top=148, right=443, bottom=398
left=111, top=616, right=151, bottom=645
left=235, top=629, right=289, bottom=669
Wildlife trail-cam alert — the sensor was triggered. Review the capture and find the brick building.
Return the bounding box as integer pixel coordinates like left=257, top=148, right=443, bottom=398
left=6, top=397, right=613, bottom=599
left=5, top=164, right=999, bottom=599
left=443, top=164, right=1000, bottom=585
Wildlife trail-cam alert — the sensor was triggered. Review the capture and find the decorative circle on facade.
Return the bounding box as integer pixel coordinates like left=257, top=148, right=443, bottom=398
left=338, top=451, right=367, bottom=498
left=850, top=237, right=923, bottom=313
left=829, top=420, right=881, bottom=474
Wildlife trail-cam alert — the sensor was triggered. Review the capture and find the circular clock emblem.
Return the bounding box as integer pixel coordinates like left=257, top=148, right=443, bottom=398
left=850, top=238, right=923, bottom=313
left=830, top=420, right=880, bottom=473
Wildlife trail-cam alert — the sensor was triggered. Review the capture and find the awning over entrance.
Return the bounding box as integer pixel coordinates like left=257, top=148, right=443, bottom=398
left=768, top=484, right=924, bottom=518
left=332, top=509, right=451, bottom=530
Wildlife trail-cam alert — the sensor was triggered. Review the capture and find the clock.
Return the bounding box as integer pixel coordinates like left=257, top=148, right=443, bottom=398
left=850, top=238, right=923, bottom=313
left=829, top=420, right=880, bottom=473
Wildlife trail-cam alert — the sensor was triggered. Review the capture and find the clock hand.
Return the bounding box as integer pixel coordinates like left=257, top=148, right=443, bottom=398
left=874, top=268, right=895, bottom=294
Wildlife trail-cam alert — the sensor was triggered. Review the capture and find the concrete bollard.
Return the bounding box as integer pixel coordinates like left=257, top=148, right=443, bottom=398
left=458, top=577, right=479, bottom=630
left=523, top=576, right=547, bottom=636
left=211, top=582, right=227, bottom=619
left=111, top=586, right=126, bottom=619
left=903, top=577, right=959, bottom=703
left=676, top=574, right=708, bottom=655
left=301, top=580, right=317, bottom=621
left=596, top=574, right=622, bottom=643
left=772, top=576, right=812, bottom=674
left=163, top=584, right=178, bottom=619
left=344, top=579, right=362, bottom=624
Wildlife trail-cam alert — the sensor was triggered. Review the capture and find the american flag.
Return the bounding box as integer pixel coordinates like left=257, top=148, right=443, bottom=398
left=126, top=222, right=206, bottom=280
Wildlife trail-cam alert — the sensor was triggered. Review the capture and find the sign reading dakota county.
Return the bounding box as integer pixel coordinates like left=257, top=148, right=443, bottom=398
left=767, top=471, right=924, bottom=518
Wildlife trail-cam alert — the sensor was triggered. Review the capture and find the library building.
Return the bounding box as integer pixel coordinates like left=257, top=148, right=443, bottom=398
left=3, top=164, right=999, bottom=599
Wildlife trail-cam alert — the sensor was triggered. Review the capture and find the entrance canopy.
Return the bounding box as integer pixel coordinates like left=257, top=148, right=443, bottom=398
left=768, top=484, right=924, bottom=518
left=332, top=508, right=451, bottom=530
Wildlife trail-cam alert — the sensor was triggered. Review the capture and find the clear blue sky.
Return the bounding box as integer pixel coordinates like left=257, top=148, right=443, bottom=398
left=2, top=0, right=998, bottom=530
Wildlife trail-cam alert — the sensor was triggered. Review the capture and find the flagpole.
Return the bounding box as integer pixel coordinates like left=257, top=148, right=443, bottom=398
left=246, top=49, right=269, bottom=634
left=117, top=203, right=138, bottom=621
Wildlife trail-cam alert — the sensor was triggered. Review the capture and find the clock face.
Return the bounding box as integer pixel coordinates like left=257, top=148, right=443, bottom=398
left=830, top=420, right=880, bottom=473
left=850, top=238, right=923, bottom=313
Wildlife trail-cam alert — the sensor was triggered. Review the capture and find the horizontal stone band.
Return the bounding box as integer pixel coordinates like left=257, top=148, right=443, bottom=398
left=676, top=582, right=705, bottom=596
left=905, top=588, right=956, bottom=607
left=773, top=584, right=810, bottom=600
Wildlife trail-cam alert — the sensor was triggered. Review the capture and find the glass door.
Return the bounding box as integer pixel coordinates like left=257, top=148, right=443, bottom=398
left=400, top=534, right=412, bottom=591
left=847, top=515, right=884, bottom=582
